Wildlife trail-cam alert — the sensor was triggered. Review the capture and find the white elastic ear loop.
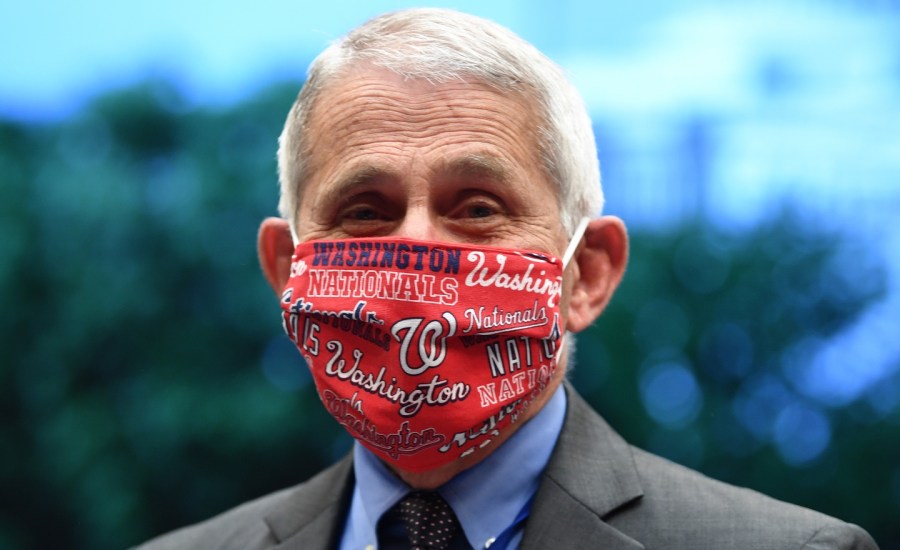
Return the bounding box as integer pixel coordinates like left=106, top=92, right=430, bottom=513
left=561, top=216, right=591, bottom=268
left=553, top=216, right=590, bottom=363
left=553, top=333, right=568, bottom=363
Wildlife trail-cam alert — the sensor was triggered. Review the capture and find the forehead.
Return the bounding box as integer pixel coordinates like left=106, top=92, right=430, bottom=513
left=302, top=67, right=547, bottom=185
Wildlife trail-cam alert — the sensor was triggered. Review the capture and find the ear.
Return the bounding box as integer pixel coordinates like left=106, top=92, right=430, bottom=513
left=257, top=217, right=296, bottom=295
left=565, top=216, right=629, bottom=333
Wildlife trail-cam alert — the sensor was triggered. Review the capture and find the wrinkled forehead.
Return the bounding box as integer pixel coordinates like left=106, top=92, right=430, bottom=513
left=310, top=60, right=538, bottom=117
left=302, top=65, right=545, bottom=174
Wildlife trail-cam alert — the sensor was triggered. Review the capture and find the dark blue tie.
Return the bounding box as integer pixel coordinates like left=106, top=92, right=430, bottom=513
left=392, top=491, right=462, bottom=549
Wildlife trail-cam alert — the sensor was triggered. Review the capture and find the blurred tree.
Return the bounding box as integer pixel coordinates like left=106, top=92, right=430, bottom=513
left=0, top=79, right=348, bottom=549
left=573, top=215, right=897, bottom=546
left=0, top=80, right=896, bottom=549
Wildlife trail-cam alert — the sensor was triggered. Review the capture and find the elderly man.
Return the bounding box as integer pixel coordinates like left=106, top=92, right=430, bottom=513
left=139, top=8, right=878, bottom=550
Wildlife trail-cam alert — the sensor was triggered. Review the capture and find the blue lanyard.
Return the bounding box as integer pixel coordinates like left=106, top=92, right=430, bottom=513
left=482, top=494, right=535, bottom=550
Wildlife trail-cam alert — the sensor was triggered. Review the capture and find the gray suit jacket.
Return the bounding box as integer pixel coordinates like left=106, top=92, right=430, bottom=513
left=137, top=386, right=879, bottom=549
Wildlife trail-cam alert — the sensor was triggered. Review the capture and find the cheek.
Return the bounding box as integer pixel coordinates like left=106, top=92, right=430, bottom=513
left=294, top=215, right=336, bottom=241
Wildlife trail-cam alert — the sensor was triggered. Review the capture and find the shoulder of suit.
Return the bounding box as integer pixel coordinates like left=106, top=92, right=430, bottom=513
left=555, top=385, right=879, bottom=548
left=132, top=457, right=353, bottom=550
left=615, top=444, right=879, bottom=549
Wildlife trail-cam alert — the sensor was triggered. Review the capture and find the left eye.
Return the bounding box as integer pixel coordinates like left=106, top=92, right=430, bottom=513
left=346, top=207, right=380, bottom=221
left=466, top=204, right=496, bottom=218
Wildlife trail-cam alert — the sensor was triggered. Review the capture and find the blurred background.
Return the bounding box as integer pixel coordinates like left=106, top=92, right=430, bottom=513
left=2, top=0, right=898, bottom=548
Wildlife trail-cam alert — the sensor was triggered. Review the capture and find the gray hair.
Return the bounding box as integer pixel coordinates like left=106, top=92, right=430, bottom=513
left=277, top=8, right=603, bottom=237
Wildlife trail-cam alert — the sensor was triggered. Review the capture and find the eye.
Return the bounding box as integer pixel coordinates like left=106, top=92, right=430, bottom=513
left=336, top=193, right=390, bottom=223
left=332, top=193, right=398, bottom=237
left=451, top=193, right=505, bottom=221
left=344, top=206, right=381, bottom=221
left=465, top=203, right=496, bottom=219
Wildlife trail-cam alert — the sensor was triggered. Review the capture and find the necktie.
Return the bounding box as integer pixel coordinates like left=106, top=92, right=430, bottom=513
left=394, top=491, right=462, bottom=549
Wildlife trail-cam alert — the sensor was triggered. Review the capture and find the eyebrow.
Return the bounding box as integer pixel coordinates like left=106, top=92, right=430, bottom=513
left=436, top=154, right=513, bottom=185
left=319, top=164, right=398, bottom=207
left=315, top=153, right=514, bottom=209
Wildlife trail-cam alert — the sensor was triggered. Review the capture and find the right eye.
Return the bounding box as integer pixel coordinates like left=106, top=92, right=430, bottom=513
left=334, top=195, right=397, bottom=236
left=343, top=206, right=381, bottom=221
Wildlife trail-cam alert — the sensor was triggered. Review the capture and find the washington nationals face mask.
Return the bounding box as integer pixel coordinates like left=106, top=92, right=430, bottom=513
left=280, top=219, right=589, bottom=473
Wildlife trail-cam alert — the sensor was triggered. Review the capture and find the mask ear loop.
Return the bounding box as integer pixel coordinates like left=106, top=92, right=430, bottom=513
left=562, top=216, right=591, bottom=269
left=553, top=216, right=591, bottom=363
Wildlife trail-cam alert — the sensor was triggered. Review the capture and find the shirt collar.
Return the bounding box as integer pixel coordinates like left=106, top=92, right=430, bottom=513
left=343, top=386, right=567, bottom=549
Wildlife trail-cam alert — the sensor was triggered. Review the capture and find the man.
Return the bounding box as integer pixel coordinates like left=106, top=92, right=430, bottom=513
left=139, top=8, right=878, bottom=549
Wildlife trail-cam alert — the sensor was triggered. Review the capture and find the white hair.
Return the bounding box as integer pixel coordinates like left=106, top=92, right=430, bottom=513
left=277, top=8, right=603, bottom=237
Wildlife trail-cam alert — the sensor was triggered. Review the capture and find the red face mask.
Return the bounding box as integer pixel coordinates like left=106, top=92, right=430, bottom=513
left=280, top=224, right=586, bottom=473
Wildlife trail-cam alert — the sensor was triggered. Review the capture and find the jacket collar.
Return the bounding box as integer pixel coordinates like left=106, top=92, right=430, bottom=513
left=262, top=383, right=645, bottom=549
left=264, top=455, right=354, bottom=549
left=521, top=382, right=645, bottom=549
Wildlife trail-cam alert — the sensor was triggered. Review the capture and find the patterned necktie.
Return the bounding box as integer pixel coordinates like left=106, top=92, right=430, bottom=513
left=394, top=491, right=462, bottom=549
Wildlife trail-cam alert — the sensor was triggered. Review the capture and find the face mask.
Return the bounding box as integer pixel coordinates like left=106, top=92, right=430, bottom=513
left=280, top=219, right=589, bottom=473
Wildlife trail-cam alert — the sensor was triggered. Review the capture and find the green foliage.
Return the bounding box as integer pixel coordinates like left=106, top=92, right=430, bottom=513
left=1, top=80, right=896, bottom=549
left=2, top=79, right=349, bottom=549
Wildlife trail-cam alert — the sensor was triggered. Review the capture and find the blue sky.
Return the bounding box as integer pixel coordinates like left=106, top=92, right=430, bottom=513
left=1, top=0, right=707, bottom=119
left=5, top=1, right=898, bottom=129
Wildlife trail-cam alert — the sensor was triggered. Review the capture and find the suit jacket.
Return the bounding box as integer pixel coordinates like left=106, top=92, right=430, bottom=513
left=137, top=385, right=879, bottom=549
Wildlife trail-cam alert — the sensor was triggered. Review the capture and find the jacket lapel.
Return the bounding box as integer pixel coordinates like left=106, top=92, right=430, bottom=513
left=261, top=385, right=644, bottom=549
left=265, top=455, right=355, bottom=550
left=521, top=383, right=645, bottom=549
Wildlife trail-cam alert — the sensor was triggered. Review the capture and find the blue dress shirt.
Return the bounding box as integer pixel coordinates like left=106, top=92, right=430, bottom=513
left=339, top=386, right=567, bottom=550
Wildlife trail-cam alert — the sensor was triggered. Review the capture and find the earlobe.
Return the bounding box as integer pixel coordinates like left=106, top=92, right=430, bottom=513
left=257, top=217, right=296, bottom=295
left=565, top=216, right=629, bottom=333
